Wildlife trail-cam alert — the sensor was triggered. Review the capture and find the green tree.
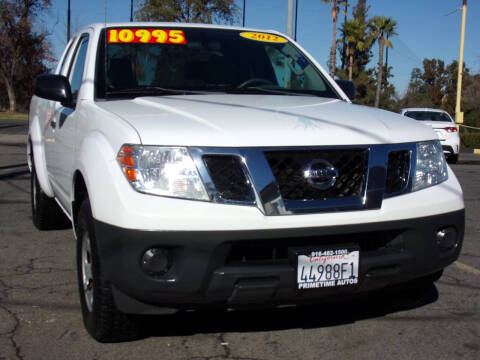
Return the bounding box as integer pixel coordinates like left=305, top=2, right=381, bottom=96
left=400, top=67, right=434, bottom=109
left=338, top=0, right=349, bottom=71
left=369, top=16, right=397, bottom=108
left=442, top=60, right=465, bottom=117
left=422, top=59, right=447, bottom=106
left=463, top=73, right=480, bottom=128
left=340, top=19, right=370, bottom=81
left=400, top=58, right=473, bottom=119
left=353, top=0, right=368, bottom=23
left=378, top=65, right=398, bottom=111
left=0, top=0, right=51, bottom=112
left=136, top=0, right=238, bottom=24
left=347, top=0, right=371, bottom=73
left=337, top=0, right=372, bottom=82
left=335, top=1, right=398, bottom=110
left=320, top=0, right=346, bottom=78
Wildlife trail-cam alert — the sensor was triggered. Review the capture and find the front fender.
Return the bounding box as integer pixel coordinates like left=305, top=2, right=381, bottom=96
left=73, top=131, right=126, bottom=224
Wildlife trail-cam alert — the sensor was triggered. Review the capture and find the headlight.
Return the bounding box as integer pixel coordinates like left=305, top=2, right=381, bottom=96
left=117, top=145, right=209, bottom=200
left=413, top=140, right=448, bottom=191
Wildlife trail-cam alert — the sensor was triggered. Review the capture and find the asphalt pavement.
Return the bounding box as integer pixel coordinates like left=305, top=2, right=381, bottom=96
left=0, top=121, right=479, bottom=360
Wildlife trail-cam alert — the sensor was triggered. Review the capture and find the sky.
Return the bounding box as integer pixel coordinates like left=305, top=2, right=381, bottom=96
left=41, top=0, right=480, bottom=96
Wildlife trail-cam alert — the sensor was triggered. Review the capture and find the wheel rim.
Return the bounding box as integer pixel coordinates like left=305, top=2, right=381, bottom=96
left=81, top=233, right=94, bottom=312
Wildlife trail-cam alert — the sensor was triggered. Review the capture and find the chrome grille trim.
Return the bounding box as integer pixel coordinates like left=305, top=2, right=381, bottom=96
left=264, top=149, right=368, bottom=200
left=189, top=143, right=416, bottom=216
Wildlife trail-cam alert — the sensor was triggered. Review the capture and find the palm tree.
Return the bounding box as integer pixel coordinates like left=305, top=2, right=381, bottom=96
left=340, top=19, right=369, bottom=81
left=369, top=16, right=397, bottom=108
left=320, top=0, right=346, bottom=78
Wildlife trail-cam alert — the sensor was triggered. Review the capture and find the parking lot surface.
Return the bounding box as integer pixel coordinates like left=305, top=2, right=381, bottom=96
left=0, top=122, right=479, bottom=360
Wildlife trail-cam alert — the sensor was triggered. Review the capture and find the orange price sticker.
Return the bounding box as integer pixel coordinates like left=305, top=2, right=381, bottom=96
left=107, top=29, right=187, bottom=45
left=239, top=32, right=287, bottom=43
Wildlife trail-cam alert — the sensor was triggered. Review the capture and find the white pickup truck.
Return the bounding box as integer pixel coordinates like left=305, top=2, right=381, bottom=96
left=29, top=23, right=464, bottom=342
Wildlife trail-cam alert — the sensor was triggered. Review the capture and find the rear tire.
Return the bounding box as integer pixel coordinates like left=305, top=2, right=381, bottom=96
left=31, top=161, right=69, bottom=230
left=76, top=198, right=141, bottom=342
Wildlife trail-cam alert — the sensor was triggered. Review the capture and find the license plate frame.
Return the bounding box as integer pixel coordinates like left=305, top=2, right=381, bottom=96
left=293, top=246, right=360, bottom=290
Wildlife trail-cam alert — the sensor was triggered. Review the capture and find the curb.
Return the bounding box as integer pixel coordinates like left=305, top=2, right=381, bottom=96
left=460, top=148, right=480, bottom=154
left=0, top=135, right=27, bottom=146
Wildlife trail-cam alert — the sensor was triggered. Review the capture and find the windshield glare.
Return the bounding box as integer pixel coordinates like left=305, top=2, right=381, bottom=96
left=95, top=27, right=339, bottom=99
left=404, top=111, right=453, bottom=122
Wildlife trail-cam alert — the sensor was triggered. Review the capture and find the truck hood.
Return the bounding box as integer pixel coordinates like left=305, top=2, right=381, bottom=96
left=96, top=94, right=435, bottom=147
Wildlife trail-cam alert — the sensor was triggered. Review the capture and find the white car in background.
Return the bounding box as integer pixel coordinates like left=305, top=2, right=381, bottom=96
left=400, top=108, right=460, bottom=163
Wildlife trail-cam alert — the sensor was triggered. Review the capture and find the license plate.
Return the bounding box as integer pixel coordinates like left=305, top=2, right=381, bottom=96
left=297, top=249, right=359, bottom=289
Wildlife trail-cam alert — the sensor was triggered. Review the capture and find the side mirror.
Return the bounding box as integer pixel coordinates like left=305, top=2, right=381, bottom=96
left=34, top=74, right=73, bottom=107
left=335, top=79, right=355, bottom=100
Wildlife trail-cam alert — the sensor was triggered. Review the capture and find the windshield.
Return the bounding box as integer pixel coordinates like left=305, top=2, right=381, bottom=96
left=95, top=27, right=340, bottom=99
left=404, top=111, right=453, bottom=122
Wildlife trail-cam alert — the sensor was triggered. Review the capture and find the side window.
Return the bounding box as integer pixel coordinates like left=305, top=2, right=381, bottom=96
left=58, top=38, right=76, bottom=75
left=68, top=35, right=89, bottom=104
left=441, top=113, right=453, bottom=122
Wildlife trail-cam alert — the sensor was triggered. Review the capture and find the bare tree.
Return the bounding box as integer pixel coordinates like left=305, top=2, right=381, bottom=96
left=0, top=0, right=52, bottom=112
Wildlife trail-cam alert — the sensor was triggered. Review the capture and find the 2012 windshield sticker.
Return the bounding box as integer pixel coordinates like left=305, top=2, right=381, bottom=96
left=240, top=32, right=287, bottom=43
left=107, top=29, right=187, bottom=44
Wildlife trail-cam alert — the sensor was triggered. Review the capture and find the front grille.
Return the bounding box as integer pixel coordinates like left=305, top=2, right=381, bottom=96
left=203, top=155, right=253, bottom=201
left=264, top=149, right=368, bottom=201
left=385, top=150, right=411, bottom=195
left=225, top=231, right=402, bottom=265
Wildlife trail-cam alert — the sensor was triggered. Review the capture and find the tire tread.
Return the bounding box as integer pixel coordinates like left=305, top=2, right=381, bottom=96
left=77, top=199, right=141, bottom=342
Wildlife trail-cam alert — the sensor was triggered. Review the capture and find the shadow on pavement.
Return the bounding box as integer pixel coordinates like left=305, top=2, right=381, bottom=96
left=0, top=169, right=29, bottom=180
left=0, top=124, right=27, bottom=130
left=0, top=163, right=27, bottom=171
left=0, top=299, right=78, bottom=312
left=141, top=282, right=439, bottom=338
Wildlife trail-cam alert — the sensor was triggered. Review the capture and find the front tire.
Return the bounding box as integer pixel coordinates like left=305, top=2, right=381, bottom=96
left=76, top=198, right=141, bottom=342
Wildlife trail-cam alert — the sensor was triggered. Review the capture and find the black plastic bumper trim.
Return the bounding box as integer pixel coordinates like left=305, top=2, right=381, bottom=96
left=93, top=209, right=465, bottom=314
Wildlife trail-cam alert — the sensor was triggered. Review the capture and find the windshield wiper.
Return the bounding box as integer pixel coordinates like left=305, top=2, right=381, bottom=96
left=106, top=86, right=208, bottom=98
left=222, top=87, right=315, bottom=97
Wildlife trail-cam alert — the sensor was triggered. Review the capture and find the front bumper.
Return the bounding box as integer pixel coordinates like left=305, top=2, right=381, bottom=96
left=440, top=136, right=460, bottom=155
left=94, top=209, right=465, bottom=314
left=442, top=145, right=459, bottom=156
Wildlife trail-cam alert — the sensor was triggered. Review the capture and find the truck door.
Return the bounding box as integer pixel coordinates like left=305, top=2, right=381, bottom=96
left=44, top=34, right=89, bottom=212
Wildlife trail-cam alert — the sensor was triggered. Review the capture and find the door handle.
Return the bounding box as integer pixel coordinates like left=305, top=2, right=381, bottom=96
left=50, top=118, right=57, bottom=129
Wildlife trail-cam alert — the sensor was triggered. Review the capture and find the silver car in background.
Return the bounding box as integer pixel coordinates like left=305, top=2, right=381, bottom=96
left=400, top=108, right=460, bottom=163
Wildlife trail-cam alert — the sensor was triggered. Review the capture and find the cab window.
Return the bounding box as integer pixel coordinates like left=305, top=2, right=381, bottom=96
left=68, top=35, right=89, bottom=104
left=58, top=38, right=76, bottom=76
